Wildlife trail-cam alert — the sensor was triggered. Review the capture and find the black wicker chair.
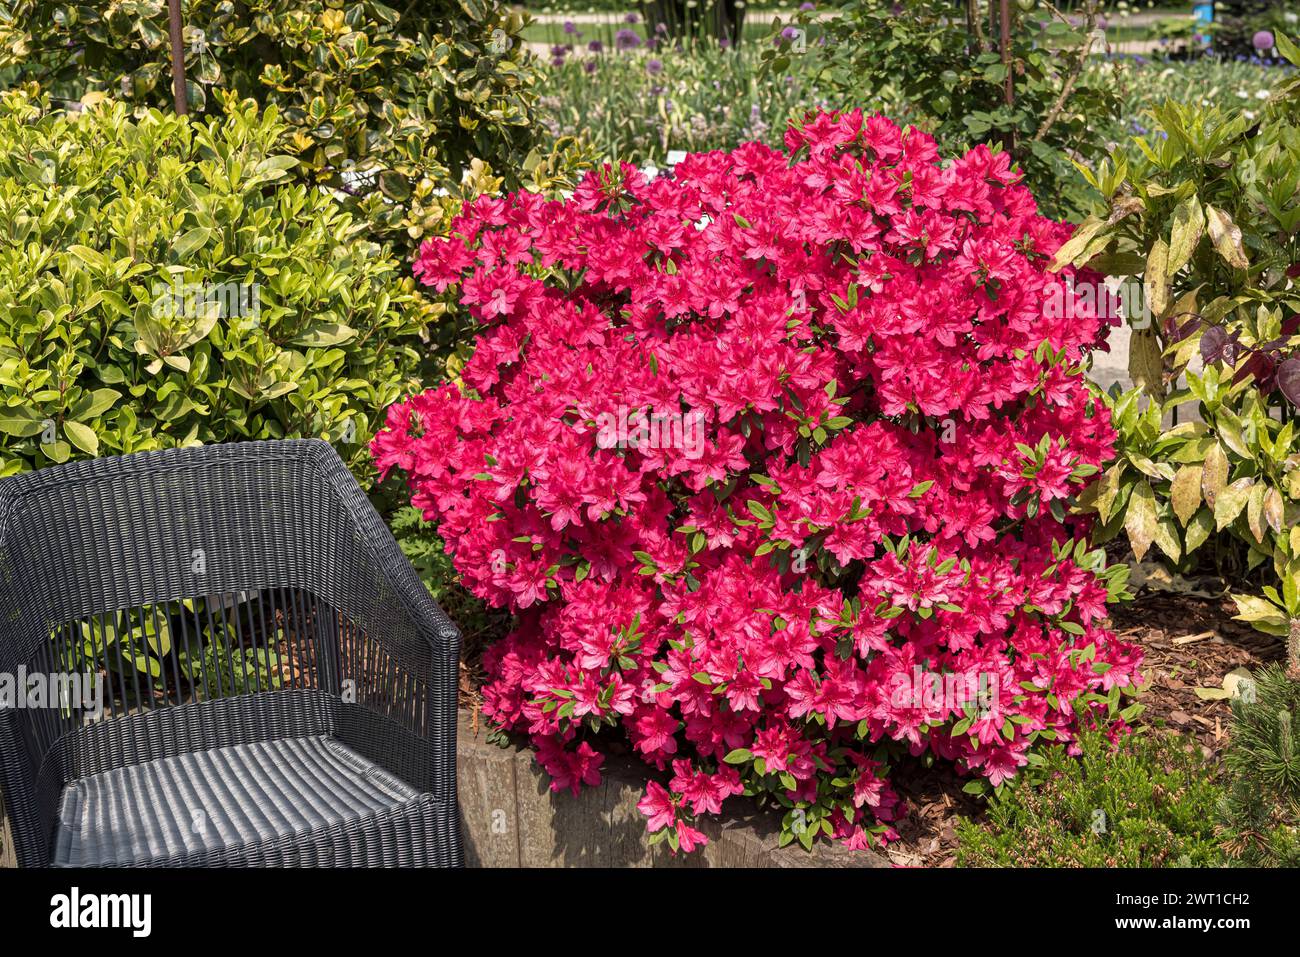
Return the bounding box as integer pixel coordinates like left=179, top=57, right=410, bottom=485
left=0, top=440, right=462, bottom=867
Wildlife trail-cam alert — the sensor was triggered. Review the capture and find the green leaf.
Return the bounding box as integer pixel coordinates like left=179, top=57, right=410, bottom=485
left=62, top=420, right=98, bottom=455
left=291, top=322, right=359, bottom=348
left=0, top=406, right=45, bottom=438
left=171, top=226, right=212, bottom=259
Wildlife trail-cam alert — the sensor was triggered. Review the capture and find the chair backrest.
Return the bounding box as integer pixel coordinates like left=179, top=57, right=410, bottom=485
left=0, top=441, right=351, bottom=715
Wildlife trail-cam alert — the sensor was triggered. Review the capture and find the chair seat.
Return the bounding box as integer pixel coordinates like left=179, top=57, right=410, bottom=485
left=53, top=735, right=421, bottom=867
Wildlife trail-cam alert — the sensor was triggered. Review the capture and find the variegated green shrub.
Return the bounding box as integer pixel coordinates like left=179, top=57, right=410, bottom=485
left=0, top=87, right=422, bottom=481
left=0, top=0, right=588, bottom=258
left=1059, top=38, right=1300, bottom=668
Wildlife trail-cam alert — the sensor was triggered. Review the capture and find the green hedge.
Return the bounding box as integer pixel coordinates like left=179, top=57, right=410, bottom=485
left=0, top=87, right=422, bottom=480
left=0, top=1, right=587, bottom=258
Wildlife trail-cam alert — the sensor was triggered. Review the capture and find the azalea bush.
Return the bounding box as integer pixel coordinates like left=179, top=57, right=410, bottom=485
left=375, top=111, right=1142, bottom=853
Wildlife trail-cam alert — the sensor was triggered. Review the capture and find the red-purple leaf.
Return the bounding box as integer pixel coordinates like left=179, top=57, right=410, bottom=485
left=1200, top=324, right=1230, bottom=365
left=1278, top=357, right=1300, bottom=406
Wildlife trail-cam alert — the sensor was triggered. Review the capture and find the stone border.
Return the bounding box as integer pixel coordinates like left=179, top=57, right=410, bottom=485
left=456, top=710, right=889, bottom=867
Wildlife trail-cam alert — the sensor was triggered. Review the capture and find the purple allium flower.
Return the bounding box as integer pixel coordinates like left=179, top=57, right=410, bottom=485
left=583, top=60, right=598, bottom=74
left=646, top=58, right=663, bottom=74
left=625, top=12, right=639, bottom=23
left=781, top=26, right=799, bottom=40
left=1254, top=30, right=1275, bottom=52
left=563, top=20, right=578, bottom=35
left=719, top=37, right=731, bottom=48
left=615, top=28, right=642, bottom=50
left=799, top=1, right=815, bottom=8
left=588, top=40, right=604, bottom=53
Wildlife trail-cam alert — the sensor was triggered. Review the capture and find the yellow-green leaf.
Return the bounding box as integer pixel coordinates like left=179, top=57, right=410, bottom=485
left=1214, top=477, right=1254, bottom=530
left=63, top=420, right=98, bottom=455
left=1204, top=205, right=1249, bottom=270
left=1154, top=516, right=1182, bottom=563
left=1170, top=465, right=1203, bottom=526
left=1125, top=480, right=1158, bottom=562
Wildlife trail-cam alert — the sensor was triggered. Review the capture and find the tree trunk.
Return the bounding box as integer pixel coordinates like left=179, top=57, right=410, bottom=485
left=641, top=0, right=746, bottom=48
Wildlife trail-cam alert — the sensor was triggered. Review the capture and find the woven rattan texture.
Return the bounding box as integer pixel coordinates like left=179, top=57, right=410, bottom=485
left=0, top=440, right=462, bottom=867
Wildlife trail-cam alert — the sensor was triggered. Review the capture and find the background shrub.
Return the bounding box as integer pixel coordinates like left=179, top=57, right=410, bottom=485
left=536, top=39, right=831, bottom=168
left=955, top=730, right=1226, bottom=867
left=1059, top=40, right=1300, bottom=667
left=0, top=0, right=589, bottom=259
left=0, top=87, right=421, bottom=480
left=764, top=0, right=1124, bottom=218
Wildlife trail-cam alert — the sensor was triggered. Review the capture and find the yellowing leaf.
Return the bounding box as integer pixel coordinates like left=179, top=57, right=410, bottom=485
left=1247, top=482, right=1267, bottom=543
left=1214, top=478, right=1255, bottom=531
left=1128, top=328, right=1165, bottom=398
left=1167, top=196, right=1205, bottom=278
left=1170, top=465, right=1203, bottom=526
left=1264, top=486, right=1284, bottom=535
left=1125, top=480, right=1158, bottom=562
left=1204, top=205, right=1249, bottom=270
left=1050, top=216, right=1108, bottom=271
left=1145, top=239, right=1169, bottom=317
left=1094, top=463, right=1124, bottom=523
left=1201, top=442, right=1228, bottom=507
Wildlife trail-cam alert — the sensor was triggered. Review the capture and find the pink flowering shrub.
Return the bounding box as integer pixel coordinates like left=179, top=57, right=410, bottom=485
left=374, top=111, right=1144, bottom=853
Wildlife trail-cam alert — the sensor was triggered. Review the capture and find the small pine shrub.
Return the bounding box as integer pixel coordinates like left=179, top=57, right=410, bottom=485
left=955, top=730, right=1225, bottom=867
left=1218, top=664, right=1300, bottom=866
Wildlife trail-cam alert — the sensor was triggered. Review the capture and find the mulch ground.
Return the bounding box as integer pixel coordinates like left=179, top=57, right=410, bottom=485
left=881, top=589, right=1286, bottom=867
